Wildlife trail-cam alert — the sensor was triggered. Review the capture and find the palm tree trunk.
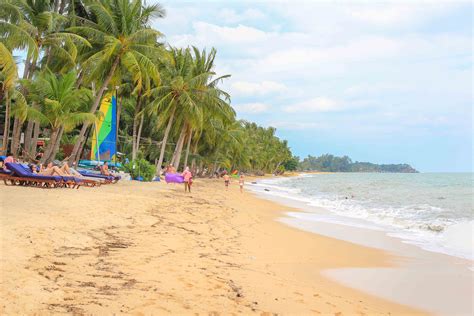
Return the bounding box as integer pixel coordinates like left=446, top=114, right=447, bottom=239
left=75, top=70, right=85, bottom=88
left=2, top=90, right=10, bottom=154
left=131, top=92, right=142, bottom=160
left=10, top=53, right=34, bottom=157
left=183, top=129, right=192, bottom=169
left=69, top=55, right=121, bottom=165
left=48, top=127, right=64, bottom=163
left=135, top=113, right=144, bottom=158
left=172, top=125, right=187, bottom=171
left=29, top=122, right=41, bottom=158
left=22, top=52, right=39, bottom=155
left=24, top=120, right=34, bottom=154
left=41, top=128, right=60, bottom=163
left=156, top=106, right=176, bottom=175
left=58, top=0, right=67, bottom=14
left=10, top=118, right=22, bottom=157
left=190, top=142, right=198, bottom=170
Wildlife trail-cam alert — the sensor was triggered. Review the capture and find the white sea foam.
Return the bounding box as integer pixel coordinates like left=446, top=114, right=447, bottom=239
left=250, top=173, right=474, bottom=261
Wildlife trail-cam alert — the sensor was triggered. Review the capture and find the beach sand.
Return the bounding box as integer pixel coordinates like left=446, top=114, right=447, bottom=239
left=0, top=178, right=425, bottom=315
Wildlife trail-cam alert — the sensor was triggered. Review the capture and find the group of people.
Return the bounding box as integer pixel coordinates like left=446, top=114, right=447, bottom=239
left=223, top=173, right=245, bottom=193
left=165, top=165, right=245, bottom=194
left=1, top=152, right=113, bottom=179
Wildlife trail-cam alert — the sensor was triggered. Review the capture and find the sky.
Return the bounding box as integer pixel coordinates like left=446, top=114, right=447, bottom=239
left=10, top=1, right=471, bottom=171
left=149, top=0, right=472, bottom=172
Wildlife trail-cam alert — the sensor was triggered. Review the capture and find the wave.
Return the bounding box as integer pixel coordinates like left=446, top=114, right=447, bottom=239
left=249, top=176, right=474, bottom=261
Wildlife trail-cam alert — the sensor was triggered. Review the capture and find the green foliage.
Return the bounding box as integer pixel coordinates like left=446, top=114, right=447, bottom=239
left=299, top=154, right=418, bottom=173
left=284, top=156, right=300, bottom=171
left=0, top=0, right=296, bottom=174
left=124, top=158, right=156, bottom=181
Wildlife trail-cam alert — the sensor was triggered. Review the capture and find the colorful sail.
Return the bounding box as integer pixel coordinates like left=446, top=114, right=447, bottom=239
left=90, top=93, right=117, bottom=161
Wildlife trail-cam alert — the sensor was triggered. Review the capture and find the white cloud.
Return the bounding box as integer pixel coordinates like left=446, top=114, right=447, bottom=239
left=231, top=80, right=287, bottom=96
left=267, top=121, right=328, bottom=131
left=151, top=0, right=472, bottom=171
left=284, top=97, right=340, bottom=113
left=283, top=97, right=378, bottom=113
left=219, top=8, right=266, bottom=24
left=170, top=22, right=269, bottom=48
left=344, top=83, right=413, bottom=96
left=346, top=2, right=459, bottom=27
left=234, top=102, right=270, bottom=114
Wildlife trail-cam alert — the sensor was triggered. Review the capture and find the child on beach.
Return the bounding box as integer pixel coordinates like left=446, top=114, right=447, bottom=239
left=223, top=174, right=230, bottom=190
left=239, top=175, right=244, bottom=193
left=182, top=166, right=193, bottom=193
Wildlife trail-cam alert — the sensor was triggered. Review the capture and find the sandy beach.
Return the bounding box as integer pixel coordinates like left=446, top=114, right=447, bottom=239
left=0, top=178, right=426, bottom=315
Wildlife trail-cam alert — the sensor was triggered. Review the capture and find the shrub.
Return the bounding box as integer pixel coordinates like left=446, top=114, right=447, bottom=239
left=123, top=158, right=156, bottom=181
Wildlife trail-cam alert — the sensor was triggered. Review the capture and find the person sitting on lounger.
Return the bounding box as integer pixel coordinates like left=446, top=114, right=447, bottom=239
left=30, top=163, right=66, bottom=176
left=100, top=161, right=111, bottom=176
left=3, top=152, right=15, bottom=170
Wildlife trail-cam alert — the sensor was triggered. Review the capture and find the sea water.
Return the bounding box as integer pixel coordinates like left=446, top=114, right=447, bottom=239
left=249, top=173, right=473, bottom=260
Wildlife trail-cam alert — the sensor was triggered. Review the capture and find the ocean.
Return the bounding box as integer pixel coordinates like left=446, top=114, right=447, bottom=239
left=249, top=173, right=473, bottom=260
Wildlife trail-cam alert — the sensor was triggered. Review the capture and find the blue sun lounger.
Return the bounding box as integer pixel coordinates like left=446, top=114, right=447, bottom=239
left=4, top=162, right=70, bottom=188
left=77, top=170, right=120, bottom=184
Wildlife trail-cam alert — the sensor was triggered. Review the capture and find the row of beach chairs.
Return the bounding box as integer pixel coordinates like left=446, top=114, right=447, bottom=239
left=0, top=162, right=120, bottom=189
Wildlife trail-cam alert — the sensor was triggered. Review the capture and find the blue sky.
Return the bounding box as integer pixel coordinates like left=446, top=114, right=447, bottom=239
left=150, top=0, right=472, bottom=172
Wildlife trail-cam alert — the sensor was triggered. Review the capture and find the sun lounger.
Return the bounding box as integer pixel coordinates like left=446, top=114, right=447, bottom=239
left=78, top=170, right=120, bottom=184
left=5, top=162, right=68, bottom=188
left=21, top=164, right=101, bottom=188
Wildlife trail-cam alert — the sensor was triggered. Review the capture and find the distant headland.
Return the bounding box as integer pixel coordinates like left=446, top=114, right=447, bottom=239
left=297, top=154, right=418, bottom=173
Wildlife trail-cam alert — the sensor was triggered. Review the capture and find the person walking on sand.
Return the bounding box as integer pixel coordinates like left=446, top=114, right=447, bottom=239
left=182, top=166, right=193, bottom=193
left=239, top=174, right=244, bottom=193
left=223, top=173, right=230, bottom=190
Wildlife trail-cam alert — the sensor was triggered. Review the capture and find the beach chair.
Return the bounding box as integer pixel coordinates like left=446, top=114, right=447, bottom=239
left=78, top=170, right=120, bottom=184
left=4, top=163, right=67, bottom=188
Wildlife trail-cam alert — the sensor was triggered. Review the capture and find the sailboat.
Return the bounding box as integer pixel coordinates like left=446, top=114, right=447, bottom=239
left=79, top=92, right=121, bottom=168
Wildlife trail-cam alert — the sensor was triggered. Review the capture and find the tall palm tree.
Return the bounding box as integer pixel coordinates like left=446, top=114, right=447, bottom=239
left=0, top=42, right=17, bottom=153
left=26, top=69, right=95, bottom=163
left=67, top=0, right=165, bottom=164
left=150, top=47, right=233, bottom=173
left=0, top=0, right=90, bottom=156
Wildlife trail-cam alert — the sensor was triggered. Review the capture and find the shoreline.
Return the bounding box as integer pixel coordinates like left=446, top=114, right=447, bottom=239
left=248, top=174, right=473, bottom=315
left=250, top=172, right=474, bottom=261
left=1, top=179, right=426, bottom=314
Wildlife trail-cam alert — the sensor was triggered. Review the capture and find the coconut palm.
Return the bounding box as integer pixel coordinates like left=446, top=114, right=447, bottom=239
left=0, top=42, right=17, bottom=153
left=0, top=0, right=90, bottom=156
left=25, top=69, right=96, bottom=163
left=67, top=0, right=165, bottom=164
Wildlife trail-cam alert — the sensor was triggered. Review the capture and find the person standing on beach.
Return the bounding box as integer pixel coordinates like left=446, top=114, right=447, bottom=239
left=239, top=174, right=244, bottom=193
left=223, top=174, right=230, bottom=190
left=182, top=166, right=193, bottom=193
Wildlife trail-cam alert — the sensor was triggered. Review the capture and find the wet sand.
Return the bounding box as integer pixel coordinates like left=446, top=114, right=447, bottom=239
left=0, top=179, right=425, bottom=314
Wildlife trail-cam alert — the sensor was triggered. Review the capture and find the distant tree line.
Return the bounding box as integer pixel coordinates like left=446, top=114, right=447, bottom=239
left=298, top=154, right=418, bottom=173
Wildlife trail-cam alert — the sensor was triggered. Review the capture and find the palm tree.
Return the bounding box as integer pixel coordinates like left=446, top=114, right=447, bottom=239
left=0, top=42, right=17, bottom=154
left=67, top=0, right=165, bottom=164
left=179, top=47, right=233, bottom=170
left=149, top=47, right=233, bottom=173
left=0, top=0, right=90, bottom=156
left=26, top=69, right=96, bottom=163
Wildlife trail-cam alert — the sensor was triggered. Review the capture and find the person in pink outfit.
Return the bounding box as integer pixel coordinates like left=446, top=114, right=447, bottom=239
left=182, top=166, right=193, bottom=193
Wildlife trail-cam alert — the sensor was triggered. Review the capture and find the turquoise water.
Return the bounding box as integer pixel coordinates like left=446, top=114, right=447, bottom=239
left=251, top=173, right=473, bottom=259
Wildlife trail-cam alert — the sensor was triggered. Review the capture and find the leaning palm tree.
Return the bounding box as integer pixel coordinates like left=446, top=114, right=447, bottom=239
left=26, top=69, right=96, bottom=163
left=67, top=0, right=165, bottom=164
